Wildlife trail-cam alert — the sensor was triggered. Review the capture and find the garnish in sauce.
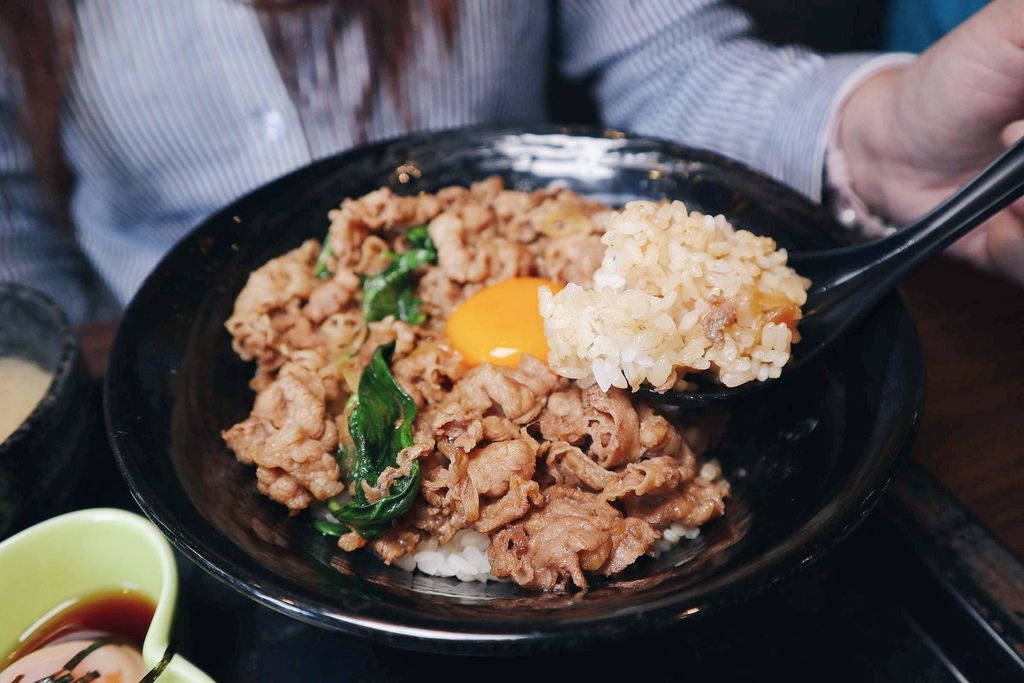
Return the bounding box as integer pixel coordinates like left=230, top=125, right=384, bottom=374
left=0, top=590, right=156, bottom=683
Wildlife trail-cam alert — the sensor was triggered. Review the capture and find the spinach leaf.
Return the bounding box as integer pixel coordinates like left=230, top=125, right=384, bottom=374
left=406, top=224, right=432, bottom=249
left=314, top=234, right=334, bottom=280
left=335, top=394, right=359, bottom=481
left=332, top=346, right=420, bottom=539
left=396, top=288, right=424, bottom=325
left=313, top=519, right=348, bottom=537
left=361, top=225, right=436, bottom=324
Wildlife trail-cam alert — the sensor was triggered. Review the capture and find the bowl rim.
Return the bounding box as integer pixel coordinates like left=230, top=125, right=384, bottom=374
left=104, top=124, right=926, bottom=652
left=0, top=282, right=80, bottom=456
left=0, top=507, right=214, bottom=682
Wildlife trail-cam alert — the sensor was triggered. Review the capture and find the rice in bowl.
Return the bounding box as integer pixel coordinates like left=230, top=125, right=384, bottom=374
left=540, top=200, right=810, bottom=390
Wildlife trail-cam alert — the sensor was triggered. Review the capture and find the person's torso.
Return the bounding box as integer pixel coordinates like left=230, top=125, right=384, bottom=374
left=60, top=0, right=552, bottom=303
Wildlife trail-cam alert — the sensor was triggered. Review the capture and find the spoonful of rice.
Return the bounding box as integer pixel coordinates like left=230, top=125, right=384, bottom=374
left=541, top=137, right=1024, bottom=407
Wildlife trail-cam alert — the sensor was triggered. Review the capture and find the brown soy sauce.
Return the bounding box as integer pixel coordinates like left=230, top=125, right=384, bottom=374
left=3, top=590, right=155, bottom=668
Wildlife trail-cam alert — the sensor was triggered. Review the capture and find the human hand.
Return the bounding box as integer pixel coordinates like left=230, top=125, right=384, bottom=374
left=838, top=0, right=1024, bottom=286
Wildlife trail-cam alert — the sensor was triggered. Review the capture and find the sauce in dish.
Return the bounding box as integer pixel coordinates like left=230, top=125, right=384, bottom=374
left=0, top=357, right=53, bottom=443
left=0, top=590, right=155, bottom=683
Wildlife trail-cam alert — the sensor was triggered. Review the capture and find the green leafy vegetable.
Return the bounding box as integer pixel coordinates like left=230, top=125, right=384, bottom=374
left=330, top=346, right=420, bottom=539
left=314, top=234, right=334, bottom=280
left=335, top=394, right=359, bottom=481
left=406, top=224, right=432, bottom=250
left=313, top=520, right=348, bottom=537
left=361, top=225, right=436, bottom=324
left=324, top=497, right=347, bottom=520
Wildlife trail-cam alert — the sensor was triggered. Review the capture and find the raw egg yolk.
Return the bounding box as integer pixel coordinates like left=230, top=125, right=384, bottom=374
left=446, top=277, right=562, bottom=368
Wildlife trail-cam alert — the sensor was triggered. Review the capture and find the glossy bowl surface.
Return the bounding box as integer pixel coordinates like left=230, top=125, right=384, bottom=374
left=105, top=126, right=924, bottom=653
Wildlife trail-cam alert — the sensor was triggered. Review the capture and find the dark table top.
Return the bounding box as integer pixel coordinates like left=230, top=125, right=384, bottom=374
left=900, top=257, right=1024, bottom=556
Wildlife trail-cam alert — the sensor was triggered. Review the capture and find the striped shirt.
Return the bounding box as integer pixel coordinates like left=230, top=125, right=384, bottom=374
left=0, top=0, right=880, bottom=325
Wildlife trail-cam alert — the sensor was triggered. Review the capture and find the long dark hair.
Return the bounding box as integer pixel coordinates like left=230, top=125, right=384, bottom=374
left=0, top=0, right=459, bottom=219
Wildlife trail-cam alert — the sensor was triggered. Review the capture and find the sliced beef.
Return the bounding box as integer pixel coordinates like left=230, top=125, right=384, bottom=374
left=362, top=440, right=434, bottom=504
left=416, top=266, right=477, bottom=321
left=581, top=385, right=641, bottom=468
left=544, top=441, right=617, bottom=491
left=637, top=405, right=692, bottom=462
left=600, top=456, right=685, bottom=501
left=391, top=340, right=465, bottom=407
left=355, top=235, right=393, bottom=276
left=538, top=386, right=587, bottom=445
left=413, top=434, right=541, bottom=543
left=355, top=316, right=420, bottom=367
left=488, top=484, right=658, bottom=590
left=475, top=475, right=543, bottom=534
left=492, top=188, right=544, bottom=243
left=545, top=443, right=685, bottom=502
left=417, top=446, right=478, bottom=543
left=431, top=354, right=561, bottom=448
left=225, top=240, right=320, bottom=371
left=622, top=479, right=726, bottom=529
left=370, top=526, right=424, bottom=565
left=325, top=187, right=444, bottom=270
left=396, top=355, right=559, bottom=545
left=542, top=388, right=678, bottom=468
left=302, top=269, right=360, bottom=324
left=317, top=308, right=365, bottom=354
left=701, top=295, right=738, bottom=346
left=467, top=438, right=538, bottom=497
left=429, top=206, right=534, bottom=285
left=428, top=205, right=499, bottom=284
left=254, top=467, right=312, bottom=512
left=540, top=232, right=606, bottom=287
left=222, top=357, right=343, bottom=513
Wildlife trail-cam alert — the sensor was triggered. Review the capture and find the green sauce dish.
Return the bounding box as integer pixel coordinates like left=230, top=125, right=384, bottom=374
left=0, top=508, right=213, bottom=682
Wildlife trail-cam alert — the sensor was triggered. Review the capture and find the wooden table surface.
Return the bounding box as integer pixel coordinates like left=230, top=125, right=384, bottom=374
left=78, top=254, right=1024, bottom=557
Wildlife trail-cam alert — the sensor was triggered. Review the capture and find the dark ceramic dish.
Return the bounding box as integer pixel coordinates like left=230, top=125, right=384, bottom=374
left=105, top=126, right=924, bottom=653
left=0, top=283, right=90, bottom=538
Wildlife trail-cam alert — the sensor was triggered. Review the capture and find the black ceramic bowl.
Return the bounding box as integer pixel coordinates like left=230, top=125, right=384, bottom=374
left=105, top=126, right=924, bottom=653
left=0, top=283, right=91, bottom=538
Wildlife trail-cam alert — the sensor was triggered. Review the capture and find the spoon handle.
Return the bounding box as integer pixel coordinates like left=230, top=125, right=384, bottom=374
left=796, top=137, right=1024, bottom=304
left=869, top=135, right=1024, bottom=274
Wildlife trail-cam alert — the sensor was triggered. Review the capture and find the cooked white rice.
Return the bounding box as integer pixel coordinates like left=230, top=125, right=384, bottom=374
left=392, top=523, right=702, bottom=582
left=393, top=529, right=497, bottom=582
left=652, top=521, right=702, bottom=555
left=540, top=200, right=810, bottom=390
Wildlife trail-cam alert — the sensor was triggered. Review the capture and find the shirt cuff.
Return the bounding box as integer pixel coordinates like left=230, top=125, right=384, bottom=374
left=824, top=53, right=917, bottom=237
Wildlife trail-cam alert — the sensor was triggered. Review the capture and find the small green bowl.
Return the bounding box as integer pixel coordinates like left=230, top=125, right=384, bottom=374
left=0, top=508, right=213, bottom=682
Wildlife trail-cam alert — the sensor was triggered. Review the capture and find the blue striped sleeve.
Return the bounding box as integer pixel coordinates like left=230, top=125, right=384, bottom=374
left=559, top=0, right=879, bottom=201
left=0, top=60, right=103, bottom=325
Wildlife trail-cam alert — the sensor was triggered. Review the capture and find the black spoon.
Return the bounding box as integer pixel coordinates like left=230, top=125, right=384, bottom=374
left=645, top=137, right=1024, bottom=407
